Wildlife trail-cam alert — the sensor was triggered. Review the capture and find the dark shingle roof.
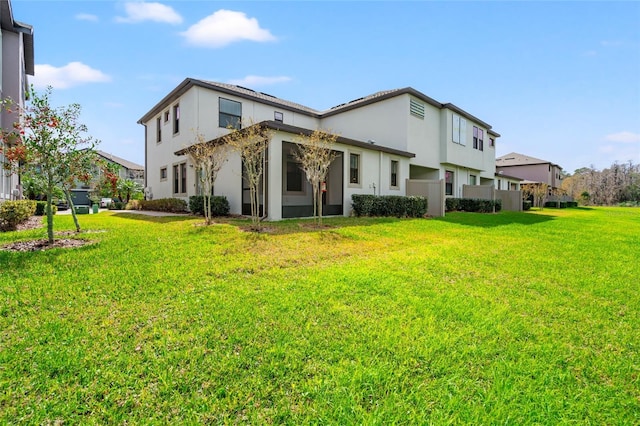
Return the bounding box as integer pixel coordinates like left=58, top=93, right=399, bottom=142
left=96, top=150, right=144, bottom=171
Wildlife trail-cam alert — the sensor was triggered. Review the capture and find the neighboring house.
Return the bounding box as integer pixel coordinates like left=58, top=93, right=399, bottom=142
left=0, top=0, right=34, bottom=202
left=496, top=152, right=563, bottom=191
left=495, top=171, right=522, bottom=191
left=138, top=78, right=501, bottom=220
left=94, top=150, right=145, bottom=186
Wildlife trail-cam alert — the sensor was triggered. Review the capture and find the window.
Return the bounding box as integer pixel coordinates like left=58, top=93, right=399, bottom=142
left=473, top=126, right=484, bottom=151
left=160, top=167, right=167, bottom=181
left=164, top=110, right=169, bottom=122
left=349, top=153, right=360, bottom=184
left=445, top=170, right=454, bottom=196
left=274, top=111, right=283, bottom=123
left=390, top=160, right=399, bottom=188
left=286, top=160, right=304, bottom=193
left=173, top=104, right=180, bottom=134
left=219, top=98, right=242, bottom=129
left=180, top=163, right=187, bottom=193
left=156, top=117, right=161, bottom=143
left=470, top=174, right=477, bottom=185
left=452, top=114, right=467, bottom=145
left=173, top=164, right=179, bottom=193
left=173, top=162, right=187, bottom=194
left=410, top=99, right=425, bottom=119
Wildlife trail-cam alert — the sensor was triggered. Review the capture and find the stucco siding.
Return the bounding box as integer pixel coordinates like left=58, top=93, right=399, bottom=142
left=320, top=95, right=409, bottom=151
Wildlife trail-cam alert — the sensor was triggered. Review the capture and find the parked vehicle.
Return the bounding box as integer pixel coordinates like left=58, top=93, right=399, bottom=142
left=100, top=198, right=113, bottom=208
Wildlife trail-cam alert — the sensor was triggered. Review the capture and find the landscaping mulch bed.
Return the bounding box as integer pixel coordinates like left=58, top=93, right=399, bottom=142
left=1, top=216, right=96, bottom=252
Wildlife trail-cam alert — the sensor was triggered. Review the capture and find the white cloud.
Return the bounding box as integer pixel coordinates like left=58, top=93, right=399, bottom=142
left=228, top=75, right=291, bottom=87
left=600, top=40, right=623, bottom=47
left=604, top=131, right=640, bottom=144
left=181, top=10, right=276, bottom=48
left=32, top=62, right=111, bottom=89
left=116, top=2, right=182, bottom=24
left=75, top=13, right=99, bottom=22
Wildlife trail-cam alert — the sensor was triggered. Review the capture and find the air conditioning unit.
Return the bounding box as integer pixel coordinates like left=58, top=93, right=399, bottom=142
left=144, top=186, right=153, bottom=200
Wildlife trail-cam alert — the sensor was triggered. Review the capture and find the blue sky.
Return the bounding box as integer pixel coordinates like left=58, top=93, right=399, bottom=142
left=11, top=1, right=640, bottom=173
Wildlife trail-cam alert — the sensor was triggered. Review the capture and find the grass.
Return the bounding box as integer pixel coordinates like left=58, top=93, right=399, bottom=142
left=0, top=207, right=638, bottom=424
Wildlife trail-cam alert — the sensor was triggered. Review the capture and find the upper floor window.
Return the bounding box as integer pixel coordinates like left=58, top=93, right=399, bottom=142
left=452, top=114, right=467, bottom=145
left=219, top=98, right=242, bottom=129
left=156, top=117, right=162, bottom=143
left=390, top=160, right=399, bottom=188
left=410, top=99, right=425, bottom=119
left=274, top=111, right=283, bottom=123
left=349, top=153, right=360, bottom=184
left=473, top=126, right=484, bottom=151
left=173, top=104, right=180, bottom=134
left=164, top=110, right=169, bottom=122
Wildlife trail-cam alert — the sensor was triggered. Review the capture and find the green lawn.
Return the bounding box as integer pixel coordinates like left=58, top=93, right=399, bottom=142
left=1, top=207, right=638, bottom=424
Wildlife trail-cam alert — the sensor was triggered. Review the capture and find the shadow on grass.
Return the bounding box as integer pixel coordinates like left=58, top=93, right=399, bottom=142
left=111, top=212, right=196, bottom=224
left=436, top=211, right=557, bottom=228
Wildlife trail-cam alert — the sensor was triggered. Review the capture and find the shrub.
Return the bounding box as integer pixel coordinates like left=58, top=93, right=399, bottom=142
left=34, top=201, right=58, bottom=216
left=544, top=201, right=560, bottom=208
left=139, top=198, right=188, bottom=213
left=446, top=198, right=502, bottom=213
left=523, top=200, right=532, bottom=211
left=351, top=195, right=427, bottom=218
left=188, top=196, right=230, bottom=217
left=125, top=200, right=142, bottom=210
left=567, top=201, right=579, bottom=208
left=0, top=200, right=37, bottom=232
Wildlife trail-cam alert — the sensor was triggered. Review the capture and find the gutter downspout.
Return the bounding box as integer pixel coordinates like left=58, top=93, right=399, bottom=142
left=378, top=151, right=383, bottom=196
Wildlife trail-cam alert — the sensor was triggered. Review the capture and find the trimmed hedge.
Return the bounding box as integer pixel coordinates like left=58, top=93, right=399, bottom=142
left=188, top=196, right=230, bottom=217
left=34, top=201, right=58, bottom=216
left=351, top=195, right=427, bottom=218
left=523, top=200, right=532, bottom=211
left=138, top=198, right=188, bottom=213
left=0, top=200, right=37, bottom=232
left=446, top=198, right=502, bottom=213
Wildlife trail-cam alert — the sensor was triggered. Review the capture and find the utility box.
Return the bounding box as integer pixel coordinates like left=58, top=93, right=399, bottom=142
left=75, top=205, right=90, bottom=215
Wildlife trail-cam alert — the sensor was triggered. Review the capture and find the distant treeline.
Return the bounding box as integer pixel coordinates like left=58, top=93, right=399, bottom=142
left=561, top=160, right=639, bottom=205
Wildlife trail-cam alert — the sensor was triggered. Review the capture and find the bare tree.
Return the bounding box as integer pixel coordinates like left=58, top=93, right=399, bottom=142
left=521, top=182, right=549, bottom=209
left=294, top=129, right=338, bottom=225
left=184, top=131, right=229, bottom=225
left=224, top=121, right=272, bottom=229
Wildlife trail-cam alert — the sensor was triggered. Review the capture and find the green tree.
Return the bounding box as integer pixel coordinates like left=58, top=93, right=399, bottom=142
left=0, top=87, right=98, bottom=244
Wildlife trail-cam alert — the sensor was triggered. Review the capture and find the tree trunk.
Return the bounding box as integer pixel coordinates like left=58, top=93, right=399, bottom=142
left=65, top=189, right=81, bottom=232
left=45, top=181, right=55, bottom=245
left=318, top=185, right=323, bottom=226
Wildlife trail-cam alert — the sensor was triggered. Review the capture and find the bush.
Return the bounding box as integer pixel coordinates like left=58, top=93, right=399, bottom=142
left=567, top=201, right=579, bottom=208
left=523, top=200, right=532, bottom=211
left=446, top=198, right=502, bottom=213
left=0, top=200, right=37, bottom=232
left=351, top=195, right=427, bottom=218
left=34, top=201, right=57, bottom=216
left=139, top=198, right=188, bottom=213
left=188, top=196, right=230, bottom=217
left=544, top=201, right=560, bottom=208
left=125, top=200, right=142, bottom=210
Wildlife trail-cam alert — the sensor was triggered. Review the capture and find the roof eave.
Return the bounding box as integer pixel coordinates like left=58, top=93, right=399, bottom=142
left=175, top=121, right=416, bottom=159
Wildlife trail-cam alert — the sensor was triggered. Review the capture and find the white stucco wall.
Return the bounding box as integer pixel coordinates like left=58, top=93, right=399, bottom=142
left=320, top=96, right=409, bottom=151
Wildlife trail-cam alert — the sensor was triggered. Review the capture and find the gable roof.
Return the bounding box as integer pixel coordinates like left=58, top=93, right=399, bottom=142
left=496, top=152, right=561, bottom=168
left=96, top=150, right=144, bottom=171
left=138, top=78, right=500, bottom=136
left=1, top=0, right=34, bottom=75
left=174, top=120, right=416, bottom=159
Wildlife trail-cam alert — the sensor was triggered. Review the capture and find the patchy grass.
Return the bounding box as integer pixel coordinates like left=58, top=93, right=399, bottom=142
left=0, top=208, right=638, bottom=423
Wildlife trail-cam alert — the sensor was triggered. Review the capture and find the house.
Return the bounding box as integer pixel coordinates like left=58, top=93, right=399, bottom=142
left=496, top=152, right=563, bottom=191
left=94, top=150, right=144, bottom=186
left=0, top=0, right=34, bottom=202
left=138, top=78, right=501, bottom=219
